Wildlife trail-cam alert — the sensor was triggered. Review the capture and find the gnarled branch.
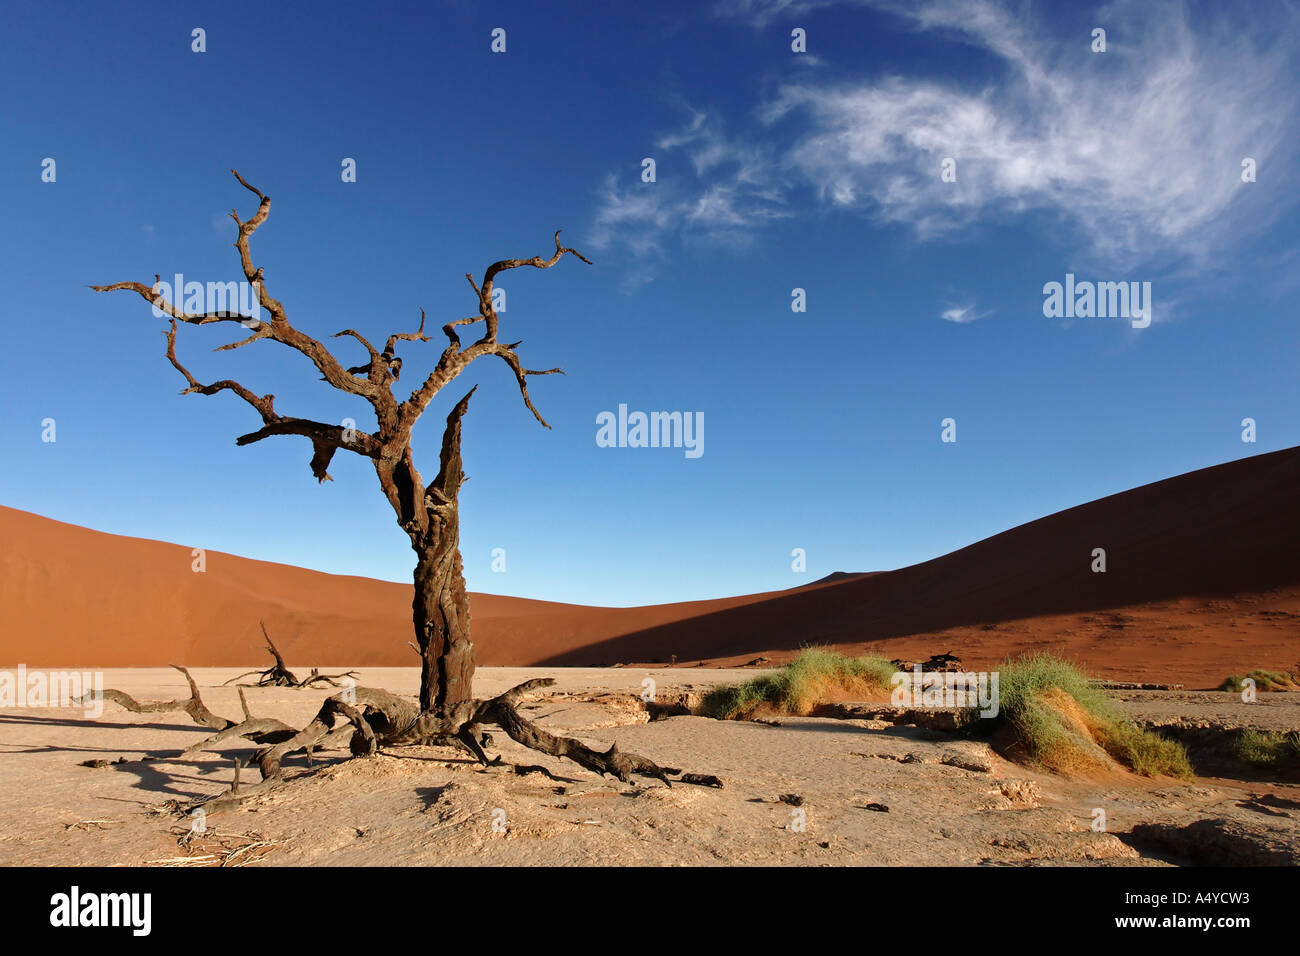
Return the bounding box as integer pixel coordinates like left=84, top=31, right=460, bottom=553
left=404, top=230, right=590, bottom=427
left=92, top=172, right=584, bottom=492
left=93, top=171, right=385, bottom=410
left=164, top=320, right=277, bottom=422
left=71, top=665, right=233, bottom=732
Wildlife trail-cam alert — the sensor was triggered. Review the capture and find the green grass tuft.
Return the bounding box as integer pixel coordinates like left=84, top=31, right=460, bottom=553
left=702, top=649, right=1193, bottom=779
left=700, top=648, right=895, bottom=719
left=1234, top=728, right=1300, bottom=767
left=1094, top=719, right=1196, bottom=778
left=973, top=653, right=1192, bottom=779
left=990, top=652, right=1120, bottom=724
left=1220, top=670, right=1297, bottom=693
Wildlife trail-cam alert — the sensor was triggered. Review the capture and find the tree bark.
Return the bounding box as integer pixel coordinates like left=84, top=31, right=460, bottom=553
left=413, top=542, right=473, bottom=714
left=408, top=388, right=476, bottom=714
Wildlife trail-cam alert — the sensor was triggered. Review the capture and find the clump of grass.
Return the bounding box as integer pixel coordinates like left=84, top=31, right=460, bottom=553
left=979, top=653, right=1192, bottom=779
left=1234, top=729, right=1300, bottom=767
left=701, top=648, right=895, bottom=719
left=1220, top=670, right=1298, bottom=693
left=1093, top=719, right=1194, bottom=778
left=704, top=650, right=1191, bottom=778
left=993, top=652, right=1118, bottom=724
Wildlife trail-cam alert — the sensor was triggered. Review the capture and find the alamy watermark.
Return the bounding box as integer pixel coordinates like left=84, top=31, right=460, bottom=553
left=890, top=666, right=999, bottom=718
left=49, top=886, right=150, bottom=936
left=596, top=404, right=703, bottom=459
left=1, top=665, right=104, bottom=718
left=150, top=273, right=261, bottom=323
left=1042, top=273, right=1151, bottom=329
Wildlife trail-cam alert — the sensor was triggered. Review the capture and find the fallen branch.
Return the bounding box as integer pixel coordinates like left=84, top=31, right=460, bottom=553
left=72, top=664, right=233, bottom=731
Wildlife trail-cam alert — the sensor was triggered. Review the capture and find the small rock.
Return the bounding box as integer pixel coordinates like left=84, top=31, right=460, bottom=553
left=79, top=757, right=128, bottom=769
left=992, top=779, right=1041, bottom=807
left=941, top=753, right=993, bottom=773
left=679, top=773, right=723, bottom=789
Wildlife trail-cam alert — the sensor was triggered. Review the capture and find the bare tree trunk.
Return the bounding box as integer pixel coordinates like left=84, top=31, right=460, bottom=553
left=413, top=540, right=473, bottom=714
left=403, top=388, right=476, bottom=715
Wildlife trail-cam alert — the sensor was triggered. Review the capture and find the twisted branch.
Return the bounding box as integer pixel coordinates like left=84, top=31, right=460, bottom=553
left=92, top=171, right=586, bottom=484
left=70, top=665, right=232, bottom=731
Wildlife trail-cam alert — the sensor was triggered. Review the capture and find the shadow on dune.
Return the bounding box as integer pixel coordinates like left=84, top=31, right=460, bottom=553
left=4, top=447, right=1298, bottom=674
left=535, top=446, right=1300, bottom=666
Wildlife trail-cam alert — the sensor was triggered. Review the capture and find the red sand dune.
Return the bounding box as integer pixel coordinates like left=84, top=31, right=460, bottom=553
left=3, top=447, right=1299, bottom=687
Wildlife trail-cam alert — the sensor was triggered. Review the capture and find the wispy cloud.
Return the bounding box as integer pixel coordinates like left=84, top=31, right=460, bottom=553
left=593, top=0, right=1298, bottom=285
left=940, top=303, right=987, bottom=323
left=765, top=0, right=1297, bottom=264
left=587, top=114, right=792, bottom=287
left=712, top=0, right=841, bottom=28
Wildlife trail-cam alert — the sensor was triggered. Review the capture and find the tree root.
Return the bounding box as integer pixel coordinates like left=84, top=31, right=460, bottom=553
left=179, top=690, right=297, bottom=756
left=88, top=674, right=719, bottom=812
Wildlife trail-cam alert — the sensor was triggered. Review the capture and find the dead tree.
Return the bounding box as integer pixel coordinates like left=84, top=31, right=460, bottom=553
left=222, top=621, right=358, bottom=687
left=90, top=171, right=707, bottom=803
left=223, top=621, right=299, bottom=686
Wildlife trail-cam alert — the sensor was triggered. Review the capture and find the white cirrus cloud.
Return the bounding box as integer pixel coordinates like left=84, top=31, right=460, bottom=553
left=593, top=0, right=1298, bottom=284
left=587, top=115, right=792, bottom=287
left=763, top=0, right=1296, bottom=264
left=940, top=303, right=986, bottom=324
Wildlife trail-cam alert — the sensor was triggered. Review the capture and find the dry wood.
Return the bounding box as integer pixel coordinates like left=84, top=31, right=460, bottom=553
left=89, top=171, right=714, bottom=808
left=71, top=664, right=233, bottom=731
left=222, top=622, right=359, bottom=688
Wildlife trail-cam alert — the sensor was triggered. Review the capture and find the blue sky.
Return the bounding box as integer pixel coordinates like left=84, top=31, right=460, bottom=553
left=1, top=0, right=1297, bottom=606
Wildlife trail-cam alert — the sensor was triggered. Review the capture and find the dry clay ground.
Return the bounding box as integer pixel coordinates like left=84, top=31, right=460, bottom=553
left=1, top=667, right=1297, bottom=866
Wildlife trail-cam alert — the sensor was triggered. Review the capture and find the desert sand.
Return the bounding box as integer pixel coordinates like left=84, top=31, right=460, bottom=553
left=3, top=447, right=1300, bottom=688
left=1, top=667, right=1296, bottom=866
